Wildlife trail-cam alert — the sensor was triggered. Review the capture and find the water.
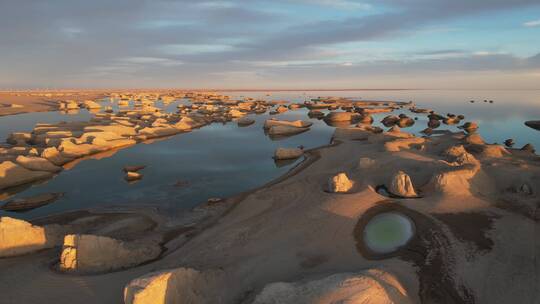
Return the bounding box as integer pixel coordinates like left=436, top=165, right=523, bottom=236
left=0, top=100, right=335, bottom=219
left=0, top=90, right=539, bottom=219
left=363, top=212, right=415, bottom=254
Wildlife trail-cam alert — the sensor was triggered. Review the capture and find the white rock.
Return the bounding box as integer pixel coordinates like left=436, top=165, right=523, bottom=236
left=0, top=161, right=53, bottom=190
left=327, top=172, right=354, bottom=193
left=41, top=146, right=74, bottom=166
left=125, top=171, right=143, bottom=181
left=138, top=127, right=179, bottom=139
left=263, top=119, right=312, bottom=130
left=58, top=140, right=107, bottom=158
left=0, top=217, right=62, bottom=257
left=174, top=116, right=203, bottom=130
left=59, top=234, right=160, bottom=273
left=83, top=124, right=137, bottom=136
left=15, top=155, right=62, bottom=173
left=83, top=100, right=101, bottom=109
left=229, top=109, right=246, bottom=118
left=60, top=100, right=79, bottom=110
left=78, top=131, right=124, bottom=143
left=388, top=171, right=417, bottom=198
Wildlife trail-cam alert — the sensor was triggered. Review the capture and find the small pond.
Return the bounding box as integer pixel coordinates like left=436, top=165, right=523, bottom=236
left=363, top=212, right=415, bottom=254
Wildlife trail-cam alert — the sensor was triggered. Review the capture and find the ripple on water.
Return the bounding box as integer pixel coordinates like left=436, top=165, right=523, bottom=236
left=363, top=212, right=415, bottom=254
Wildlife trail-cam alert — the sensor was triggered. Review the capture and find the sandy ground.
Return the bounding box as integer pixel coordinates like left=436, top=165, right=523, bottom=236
left=1, top=124, right=539, bottom=303
left=0, top=91, right=107, bottom=116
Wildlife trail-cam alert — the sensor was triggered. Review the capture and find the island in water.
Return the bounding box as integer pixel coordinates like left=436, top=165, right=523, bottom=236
left=0, top=90, right=539, bottom=304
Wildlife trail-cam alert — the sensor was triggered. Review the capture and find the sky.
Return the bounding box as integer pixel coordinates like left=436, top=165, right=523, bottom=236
left=1, top=0, right=540, bottom=89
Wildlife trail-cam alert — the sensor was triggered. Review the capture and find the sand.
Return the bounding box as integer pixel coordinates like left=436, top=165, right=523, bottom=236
left=0, top=98, right=539, bottom=303
left=0, top=91, right=107, bottom=116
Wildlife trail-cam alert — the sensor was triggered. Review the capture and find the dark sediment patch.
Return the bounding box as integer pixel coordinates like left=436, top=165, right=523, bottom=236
left=353, top=201, right=475, bottom=304
left=433, top=212, right=497, bottom=252
left=494, top=198, right=540, bottom=222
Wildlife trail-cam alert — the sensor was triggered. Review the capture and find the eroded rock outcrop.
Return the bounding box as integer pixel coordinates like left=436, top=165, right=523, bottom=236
left=324, top=112, right=358, bottom=122
left=124, top=267, right=224, bottom=304
left=428, top=167, right=479, bottom=195
left=274, top=148, right=303, bottom=160
left=59, top=234, right=161, bottom=273
left=253, top=270, right=412, bottom=304
left=327, top=172, right=354, bottom=193
left=0, top=161, right=53, bottom=190
left=83, top=100, right=101, bottom=110
left=267, top=125, right=310, bottom=137
left=15, top=155, right=62, bottom=173
left=388, top=171, right=418, bottom=198
left=384, top=137, right=425, bottom=152
left=263, top=119, right=312, bottom=130
left=0, top=217, right=62, bottom=257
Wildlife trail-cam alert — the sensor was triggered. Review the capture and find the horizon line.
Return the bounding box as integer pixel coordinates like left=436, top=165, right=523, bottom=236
left=1, top=88, right=539, bottom=92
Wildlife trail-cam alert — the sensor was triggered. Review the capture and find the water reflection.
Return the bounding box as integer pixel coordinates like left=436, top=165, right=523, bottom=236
left=0, top=90, right=538, bottom=220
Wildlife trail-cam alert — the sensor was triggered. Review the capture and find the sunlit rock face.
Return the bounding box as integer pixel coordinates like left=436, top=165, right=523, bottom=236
left=59, top=234, right=161, bottom=273
left=0, top=217, right=60, bottom=257
left=124, top=267, right=224, bottom=304
left=327, top=172, right=354, bottom=193
left=388, top=171, right=417, bottom=198
left=263, top=119, right=312, bottom=130
left=15, top=155, right=62, bottom=173
left=252, top=269, right=412, bottom=304
left=0, top=161, right=53, bottom=190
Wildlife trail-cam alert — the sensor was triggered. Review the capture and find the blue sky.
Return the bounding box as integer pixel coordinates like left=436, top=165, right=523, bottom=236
left=1, top=0, right=539, bottom=89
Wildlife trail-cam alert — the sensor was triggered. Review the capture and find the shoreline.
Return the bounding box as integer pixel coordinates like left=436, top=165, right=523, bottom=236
left=0, top=93, right=539, bottom=303
left=0, top=92, right=107, bottom=117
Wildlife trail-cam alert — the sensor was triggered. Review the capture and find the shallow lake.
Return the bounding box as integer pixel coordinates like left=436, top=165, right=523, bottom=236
left=0, top=90, right=538, bottom=220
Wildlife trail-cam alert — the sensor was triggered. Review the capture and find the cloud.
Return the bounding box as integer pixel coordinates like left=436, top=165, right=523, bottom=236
left=0, top=0, right=539, bottom=88
left=523, top=19, right=540, bottom=27
left=292, top=0, right=371, bottom=10
left=118, top=57, right=184, bottom=66
left=157, top=44, right=238, bottom=55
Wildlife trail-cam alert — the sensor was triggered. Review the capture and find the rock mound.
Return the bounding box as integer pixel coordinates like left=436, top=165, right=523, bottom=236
left=0, top=217, right=62, bottom=257
left=59, top=234, right=160, bottom=273
left=327, top=172, right=354, bottom=193
left=124, top=267, right=224, bottom=304
left=323, top=112, right=358, bottom=122
left=253, top=270, right=411, bottom=304
left=0, top=161, right=53, bottom=190
left=388, top=171, right=418, bottom=198
left=267, top=125, right=310, bottom=137
left=15, top=155, right=62, bottom=173
left=274, top=148, right=303, bottom=160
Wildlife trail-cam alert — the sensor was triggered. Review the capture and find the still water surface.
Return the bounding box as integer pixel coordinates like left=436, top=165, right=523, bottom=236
left=0, top=90, right=538, bottom=219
